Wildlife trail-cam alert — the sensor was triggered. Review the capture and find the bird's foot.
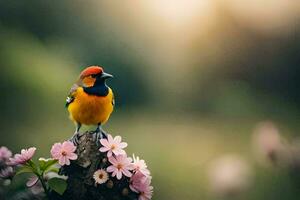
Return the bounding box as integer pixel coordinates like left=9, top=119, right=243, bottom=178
left=92, top=128, right=107, bottom=146
left=69, top=132, right=81, bottom=145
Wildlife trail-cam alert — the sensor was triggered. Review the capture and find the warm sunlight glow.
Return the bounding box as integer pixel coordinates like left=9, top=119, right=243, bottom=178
left=147, top=0, right=212, bottom=26
left=226, top=0, right=298, bottom=35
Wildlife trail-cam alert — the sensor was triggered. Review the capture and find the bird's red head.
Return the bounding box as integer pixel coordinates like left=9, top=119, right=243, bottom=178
left=79, top=66, right=113, bottom=87
left=80, top=66, right=103, bottom=79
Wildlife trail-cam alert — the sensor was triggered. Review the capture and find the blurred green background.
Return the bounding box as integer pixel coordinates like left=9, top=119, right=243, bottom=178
left=0, top=0, right=300, bottom=199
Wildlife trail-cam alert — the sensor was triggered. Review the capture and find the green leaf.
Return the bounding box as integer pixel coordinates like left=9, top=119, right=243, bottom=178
left=15, top=165, right=34, bottom=176
left=27, top=160, right=39, bottom=174
left=45, top=167, right=59, bottom=174
left=38, top=158, right=58, bottom=172
left=48, top=177, right=67, bottom=195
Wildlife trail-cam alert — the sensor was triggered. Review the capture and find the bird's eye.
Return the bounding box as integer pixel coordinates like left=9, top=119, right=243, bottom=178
left=91, top=74, right=97, bottom=78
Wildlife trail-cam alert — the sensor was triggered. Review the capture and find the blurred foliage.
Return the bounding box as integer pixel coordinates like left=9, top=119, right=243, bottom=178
left=0, top=0, right=300, bottom=200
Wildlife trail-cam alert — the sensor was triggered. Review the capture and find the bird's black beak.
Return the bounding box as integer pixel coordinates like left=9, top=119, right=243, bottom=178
left=100, top=72, right=113, bottom=79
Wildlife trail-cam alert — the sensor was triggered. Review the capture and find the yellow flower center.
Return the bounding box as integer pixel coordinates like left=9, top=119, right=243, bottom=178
left=111, top=144, right=116, bottom=150
left=117, top=164, right=123, bottom=170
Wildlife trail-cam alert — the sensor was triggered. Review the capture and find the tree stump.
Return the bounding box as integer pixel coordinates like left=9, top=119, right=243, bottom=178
left=50, top=131, right=138, bottom=200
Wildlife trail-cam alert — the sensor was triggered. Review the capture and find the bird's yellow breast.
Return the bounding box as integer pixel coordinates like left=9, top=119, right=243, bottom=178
left=68, top=87, right=114, bottom=125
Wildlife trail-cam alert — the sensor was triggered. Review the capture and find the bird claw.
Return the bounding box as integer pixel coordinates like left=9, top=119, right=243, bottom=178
left=69, top=132, right=81, bottom=145
left=92, top=128, right=107, bottom=146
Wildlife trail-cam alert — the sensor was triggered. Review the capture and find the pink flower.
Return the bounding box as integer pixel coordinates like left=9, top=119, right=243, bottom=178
left=130, top=171, right=153, bottom=192
left=138, top=182, right=153, bottom=200
left=99, top=134, right=127, bottom=157
left=51, top=141, right=77, bottom=166
left=27, top=176, right=43, bottom=195
left=0, top=167, right=14, bottom=179
left=253, top=121, right=284, bottom=163
left=0, top=146, right=12, bottom=161
left=107, top=155, right=134, bottom=180
left=9, top=147, right=36, bottom=165
left=129, top=171, right=148, bottom=192
left=132, top=154, right=150, bottom=176
left=26, top=176, right=39, bottom=187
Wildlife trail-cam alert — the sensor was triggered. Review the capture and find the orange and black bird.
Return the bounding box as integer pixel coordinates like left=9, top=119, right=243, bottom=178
left=66, top=66, right=114, bottom=143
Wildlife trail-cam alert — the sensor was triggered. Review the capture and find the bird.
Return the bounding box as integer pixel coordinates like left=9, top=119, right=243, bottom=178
left=66, top=66, right=114, bottom=143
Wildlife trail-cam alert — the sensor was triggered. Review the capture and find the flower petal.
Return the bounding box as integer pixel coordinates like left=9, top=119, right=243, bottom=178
left=59, top=156, right=66, bottom=166
left=122, top=169, right=132, bottom=177
left=67, top=153, right=78, bottom=160
left=100, top=139, right=109, bottom=147
left=114, top=136, right=122, bottom=143
left=65, top=158, right=70, bottom=166
left=62, top=141, right=76, bottom=152
left=107, top=151, right=113, bottom=158
left=99, top=147, right=109, bottom=153
left=116, top=171, right=122, bottom=180
left=119, top=142, right=128, bottom=148
left=107, top=166, right=115, bottom=173
left=108, top=156, right=117, bottom=165
left=26, top=176, right=39, bottom=187
left=107, top=134, right=114, bottom=143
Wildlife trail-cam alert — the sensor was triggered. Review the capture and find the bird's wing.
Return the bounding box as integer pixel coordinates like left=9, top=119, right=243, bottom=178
left=65, top=83, right=79, bottom=108
left=112, top=93, right=115, bottom=106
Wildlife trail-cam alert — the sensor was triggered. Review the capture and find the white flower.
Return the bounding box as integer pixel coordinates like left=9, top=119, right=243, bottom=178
left=132, top=154, right=150, bottom=176
left=93, top=169, right=109, bottom=184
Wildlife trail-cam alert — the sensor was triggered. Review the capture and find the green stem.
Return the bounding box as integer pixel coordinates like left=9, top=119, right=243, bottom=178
left=27, top=160, right=51, bottom=199
left=38, top=173, right=51, bottom=200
